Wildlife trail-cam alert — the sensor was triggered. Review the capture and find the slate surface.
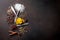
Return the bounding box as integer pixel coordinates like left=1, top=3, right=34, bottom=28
left=0, top=0, right=60, bottom=40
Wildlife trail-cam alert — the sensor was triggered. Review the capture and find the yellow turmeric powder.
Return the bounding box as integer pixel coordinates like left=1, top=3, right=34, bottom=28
left=16, top=17, right=25, bottom=25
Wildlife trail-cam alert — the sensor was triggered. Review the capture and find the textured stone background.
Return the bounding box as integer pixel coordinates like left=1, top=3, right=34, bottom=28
left=0, top=0, right=60, bottom=40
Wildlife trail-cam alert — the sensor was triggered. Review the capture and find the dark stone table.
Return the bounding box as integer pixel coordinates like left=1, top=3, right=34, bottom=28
left=0, top=0, right=60, bottom=40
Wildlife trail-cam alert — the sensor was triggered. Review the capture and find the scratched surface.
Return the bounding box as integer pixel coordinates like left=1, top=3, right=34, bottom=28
left=0, top=0, right=60, bottom=40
